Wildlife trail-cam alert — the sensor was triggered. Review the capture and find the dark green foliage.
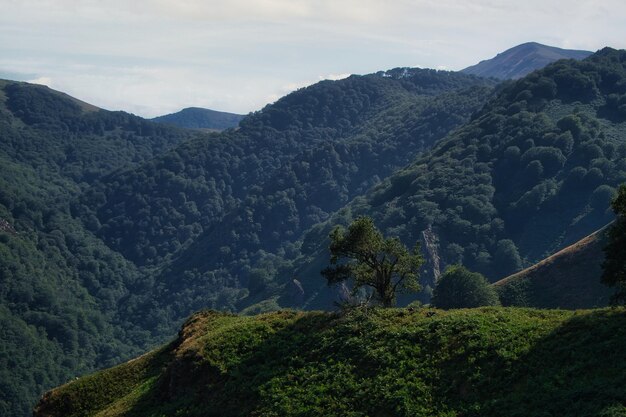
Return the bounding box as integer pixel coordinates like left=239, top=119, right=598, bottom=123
left=0, top=162, right=149, bottom=416
left=0, top=72, right=495, bottom=416
left=431, top=265, right=500, bottom=309
left=297, top=48, right=626, bottom=310
left=492, top=239, right=523, bottom=277
left=602, top=184, right=626, bottom=302
left=74, top=70, right=495, bottom=322
left=612, top=183, right=626, bottom=214
left=321, top=216, right=423, bottom=307
left=1, top=82, right=192, bottom=185
left=5, top=82, right=86, bottom=127
left=0, top=306, right=68, bottom=417
left=0, top=80, right=191, bottom=416
left=34, top=308, right=626, bottom=417
left=80, top=71, right=494, bottom=267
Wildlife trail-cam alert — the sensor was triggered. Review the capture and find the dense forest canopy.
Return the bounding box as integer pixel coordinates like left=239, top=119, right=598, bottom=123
left=0, top=71, right=494, bottom=415
left=0, top=80, right=195, bottom=416
left=292, top=48, right=626, bottom=308
left=74, top=70, right=495, bottom=320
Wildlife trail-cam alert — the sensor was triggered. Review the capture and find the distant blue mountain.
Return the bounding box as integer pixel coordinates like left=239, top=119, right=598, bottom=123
left=462, top=42, right=592, bottom=79
left=152, top=107, right=244, bottom=130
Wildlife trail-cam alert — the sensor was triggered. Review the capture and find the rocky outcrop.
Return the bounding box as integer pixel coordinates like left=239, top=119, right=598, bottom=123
left=0, top=218, right=17, bottom=235
left=421, top=225, right=441, bottom=282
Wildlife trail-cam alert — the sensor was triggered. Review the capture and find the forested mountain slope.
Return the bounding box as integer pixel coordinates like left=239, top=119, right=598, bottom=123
left=293, top=48, right=626, bottom=308
left=6, top=47, right=626, bottom=416
left=0, top=81, right=195, bottom=416
left=80, top=70, right=494, bottom=267
left=34, top=308, right=626, bottom=417
left=75, top=70, right=496, bottom=318
left=0, top=71, right=495, bottom=416
left=0, top=80, right=192, bottom=185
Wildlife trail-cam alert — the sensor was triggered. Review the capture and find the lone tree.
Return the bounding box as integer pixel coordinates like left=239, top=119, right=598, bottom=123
left=431, top=265, right=500, bottom=309
left=602, top=184, right=626, bottom=303
left=321, top=216, right=424, bottom=307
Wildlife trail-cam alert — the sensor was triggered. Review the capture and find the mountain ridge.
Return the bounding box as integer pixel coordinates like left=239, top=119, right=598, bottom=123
left=34, top=307, right=626, bottom=417
left=462, top=42, right=593, bottom=79
left=495, top=224, right=612, bottom=308
left=152, top=107, right=245, bottom=131
left=0, top=79, right=101, bottom=113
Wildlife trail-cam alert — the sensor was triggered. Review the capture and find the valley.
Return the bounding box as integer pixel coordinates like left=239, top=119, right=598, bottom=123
left=2, top=43, right=626, bottom=416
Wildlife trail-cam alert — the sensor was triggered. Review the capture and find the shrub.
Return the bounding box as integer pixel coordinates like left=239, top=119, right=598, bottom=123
left=431, top=265, right=500, bottom=309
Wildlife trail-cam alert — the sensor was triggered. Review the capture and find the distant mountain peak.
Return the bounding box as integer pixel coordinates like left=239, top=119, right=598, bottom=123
left=0, top=78, right=101, bottom=113
left=462, top=42, right=593, bottom=80
left=152, top=107, right=244, bottom=131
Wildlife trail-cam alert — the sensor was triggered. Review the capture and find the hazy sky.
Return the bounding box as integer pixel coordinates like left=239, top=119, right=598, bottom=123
left=1, top=0, right=624, bottom=118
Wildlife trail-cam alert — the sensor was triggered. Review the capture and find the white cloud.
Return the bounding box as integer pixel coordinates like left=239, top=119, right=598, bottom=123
left=26, top=76, right=53, bottom=87
left=322, top=73, right=351, bottom=81
left=265, top=73, right=353, bottom=106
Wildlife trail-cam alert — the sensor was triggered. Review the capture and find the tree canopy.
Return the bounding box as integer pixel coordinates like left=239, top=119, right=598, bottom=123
left=431, top=265, right=500, bottom=309
left=299, top=48, right=626, bottom=312
left=321, top=216, right=423, bottom=307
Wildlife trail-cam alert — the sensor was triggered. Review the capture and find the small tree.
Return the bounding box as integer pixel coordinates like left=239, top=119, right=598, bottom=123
left=602, top=184, right=626, bottom=303
left=321, top=216, right=424, bottom=307
left=431, top=265, right=500, bottom=309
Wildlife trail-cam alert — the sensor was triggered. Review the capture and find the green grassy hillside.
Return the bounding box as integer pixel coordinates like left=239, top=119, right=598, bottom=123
left=34, top=308, right=626, bottom=417
left=495, top=225, right=613, bottom=308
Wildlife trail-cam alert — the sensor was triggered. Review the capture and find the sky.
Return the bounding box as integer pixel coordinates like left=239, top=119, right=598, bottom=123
left=1, top=0, right=625, bottom=118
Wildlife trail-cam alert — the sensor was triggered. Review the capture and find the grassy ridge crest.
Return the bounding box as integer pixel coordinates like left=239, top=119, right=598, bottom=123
left=35, top=307, right=626, bottom=417
left=495, top=225, right=613, bottom=308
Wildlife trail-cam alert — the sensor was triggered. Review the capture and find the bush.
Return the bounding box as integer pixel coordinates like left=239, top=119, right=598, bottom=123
left=431, top=265, right=500, bottom=309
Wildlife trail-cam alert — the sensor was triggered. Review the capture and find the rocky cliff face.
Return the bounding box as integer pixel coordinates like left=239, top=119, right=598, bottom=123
left=421, top=225, right=441, bottom=283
